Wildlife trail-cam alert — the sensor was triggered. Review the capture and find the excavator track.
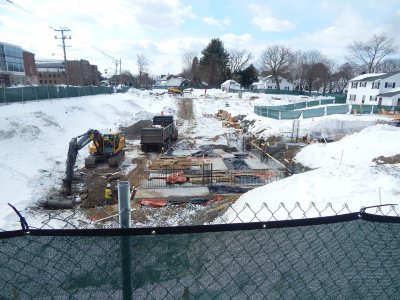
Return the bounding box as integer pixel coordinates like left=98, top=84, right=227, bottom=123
left=108, top=150, right=125, bottom=168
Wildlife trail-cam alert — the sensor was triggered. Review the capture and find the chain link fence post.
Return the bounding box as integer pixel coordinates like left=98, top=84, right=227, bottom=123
left=118, top=181, right=132, bottom=299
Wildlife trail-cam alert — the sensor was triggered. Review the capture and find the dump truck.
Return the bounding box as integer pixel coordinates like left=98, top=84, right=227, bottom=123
left=140, top=115, right=178, bottom=152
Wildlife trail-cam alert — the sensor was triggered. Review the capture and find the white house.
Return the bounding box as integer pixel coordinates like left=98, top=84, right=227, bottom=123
left=221, top=79, right=241, bottom=91
left=251, top=75, right=294, bottom=91
left=154, top=76, right=189, bottom=89
left=346, top=72, right=400, bottom=106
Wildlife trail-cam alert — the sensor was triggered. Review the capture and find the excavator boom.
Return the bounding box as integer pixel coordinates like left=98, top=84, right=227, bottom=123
left=63, top=129, right=102, bottom=195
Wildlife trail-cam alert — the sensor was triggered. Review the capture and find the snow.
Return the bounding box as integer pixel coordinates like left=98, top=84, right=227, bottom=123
left=0, top=90, right=175, bottom=230
left=351, top=73, right=385, bottom=81
left=1, top=88, right=399, bottom=230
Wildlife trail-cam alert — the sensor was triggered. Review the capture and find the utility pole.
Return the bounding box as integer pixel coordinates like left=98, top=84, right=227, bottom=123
left=93, top=47, right=121, bottom=89
left=52, top=27, right=71, bottom=88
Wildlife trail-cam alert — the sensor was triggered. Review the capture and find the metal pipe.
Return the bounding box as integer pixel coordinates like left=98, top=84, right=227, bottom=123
left=118, top=181, right=131, bottom=228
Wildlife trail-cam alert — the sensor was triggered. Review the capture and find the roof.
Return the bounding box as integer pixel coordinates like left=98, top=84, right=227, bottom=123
left=377, top=87, right=400, bottom=97
left=157, top=77, right=187, bottom=87
left=221, top=80, right=239, bottom=86
left=350, top=72, right=400, bottom=82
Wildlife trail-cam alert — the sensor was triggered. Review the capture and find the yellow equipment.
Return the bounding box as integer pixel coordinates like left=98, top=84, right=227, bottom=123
left=168, top=87, right=183, bottom=95
left=64, top=129, right=125, bottom=195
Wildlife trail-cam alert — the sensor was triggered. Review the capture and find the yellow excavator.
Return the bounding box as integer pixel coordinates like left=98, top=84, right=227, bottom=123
left=63, top=129, right=125, bottom=195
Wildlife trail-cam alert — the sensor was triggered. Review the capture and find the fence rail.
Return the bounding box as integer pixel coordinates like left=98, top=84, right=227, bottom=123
left=1, top=203, right=400, bottom=299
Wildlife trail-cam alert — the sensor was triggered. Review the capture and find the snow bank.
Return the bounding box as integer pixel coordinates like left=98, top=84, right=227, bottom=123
left=0, top=90, right=176, bottom=230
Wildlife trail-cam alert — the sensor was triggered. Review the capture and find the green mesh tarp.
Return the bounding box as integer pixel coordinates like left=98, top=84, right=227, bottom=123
left=326, top=105, right=350, bottom=115
left=303, top=107, right=325, bottom=118
left=267, top=108, right=280, bottom=119
left=1, top=214, right=400, bottom=299
left=320, top=98, right=334, bottom=105
left=281, top=110, right=302, bottom=119
left=380, top=105, right=394, bottom=112
left=334, top=96, right=347, bottom=104
left=0, top=86, right=117, bottom=104
left=306, top=100, right=320, bottom=107
left=351, top=105, right=373, bottom=114
left=293, top=102, right=307, bottom=109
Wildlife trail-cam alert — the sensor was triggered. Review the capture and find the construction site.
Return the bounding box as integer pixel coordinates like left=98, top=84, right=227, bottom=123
left=4, top=89, right=399, bottom=229
left=40, top=95, right=303, bottom=226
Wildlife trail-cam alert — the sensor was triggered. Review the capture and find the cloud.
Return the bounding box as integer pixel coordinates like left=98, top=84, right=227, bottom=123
left=284, top=6, right=379, bottom=62
left=202, top=17, right=231, bottom=28
left=248, top=3, right=295, bottom=32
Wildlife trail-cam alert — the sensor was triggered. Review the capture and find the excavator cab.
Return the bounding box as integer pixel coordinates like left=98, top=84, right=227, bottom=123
left=89, top=132, right=125, bottom=155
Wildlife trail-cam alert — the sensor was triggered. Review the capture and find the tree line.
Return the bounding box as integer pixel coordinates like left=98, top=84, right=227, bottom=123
left=180, top=34, right=399, bottom=94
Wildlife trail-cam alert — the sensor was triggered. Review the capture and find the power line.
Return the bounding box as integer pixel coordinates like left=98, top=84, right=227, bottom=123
left=51, top=27, right=71, bottom=88
left=92, top=46, right=121, bottom=86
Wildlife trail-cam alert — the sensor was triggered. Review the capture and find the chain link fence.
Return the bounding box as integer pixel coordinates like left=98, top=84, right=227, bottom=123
left=1, top=203, right=400, bottom=299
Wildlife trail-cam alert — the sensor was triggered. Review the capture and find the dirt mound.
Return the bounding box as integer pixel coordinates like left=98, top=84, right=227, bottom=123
left=373, top=154, right=400, bottom=165
left=122, top=119, right=152, bottom=140
left=80, top=168, right=128, bottom=208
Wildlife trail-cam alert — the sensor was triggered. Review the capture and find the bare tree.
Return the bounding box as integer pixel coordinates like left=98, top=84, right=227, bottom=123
left=182, top=51, right=197, bottom=72
left=260, top=45, right=294, bottom=91
left=228, top=49, right=253, bottom=74
left=375, top=58, right=400, bottom=72
left=329, top=62, right=356, bottom=94
left=300, top=50, right=329, bottom=94
left=137, top=54, right=149, bottom=87
left=346, top=34, right=398, bottom=73
left=288, top=50, right=304, bottom=90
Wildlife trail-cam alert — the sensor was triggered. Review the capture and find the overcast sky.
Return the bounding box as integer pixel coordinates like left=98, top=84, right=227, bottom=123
left=1, top=0, right=399, bottom=77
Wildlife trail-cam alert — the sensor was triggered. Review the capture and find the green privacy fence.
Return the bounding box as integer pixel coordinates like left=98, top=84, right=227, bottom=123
left=0, top=86, right=129, bottom=104
left=1, top=211, right=400, bottom=299
left=255, top=100, right=400, bottom=120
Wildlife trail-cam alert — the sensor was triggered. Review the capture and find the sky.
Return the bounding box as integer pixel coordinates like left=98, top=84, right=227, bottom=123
left=1, top=0, right=399, bottom=77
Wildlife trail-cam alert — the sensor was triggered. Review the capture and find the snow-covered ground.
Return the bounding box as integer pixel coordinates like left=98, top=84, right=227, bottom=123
left=1, top=89, right=399, bottom=230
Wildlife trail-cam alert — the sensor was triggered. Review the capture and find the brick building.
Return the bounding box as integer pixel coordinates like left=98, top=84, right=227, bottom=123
left=37, top=59, right=99, bottom=86
left=67, top=60, right=99, bottom=86
left=22, top=51, right=38, bottom=85
left=36, top=61, right=66, bottom=85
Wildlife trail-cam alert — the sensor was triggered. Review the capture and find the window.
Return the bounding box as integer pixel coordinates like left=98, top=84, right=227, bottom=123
left=370, top=96, right=373, bottom=101
left=360, top=82, right=367, bottom=87
left=351, top=82, right=358, bottom=88
left=49, top=80, right=52, bottom=84
left=372, top=82, right=380, bottom=89
left=44, top=80, right=47, bottom=84
left=385, top=82, right=394, bottom=88
left=39, top=73, right=42, bottom=77
left=349, top=94, right=356, bottom=101
left=54, top=80, right=57, bottom=84
left=267, top=86, right=272, bottom=89
left=39, top=80, right=42, bottom=84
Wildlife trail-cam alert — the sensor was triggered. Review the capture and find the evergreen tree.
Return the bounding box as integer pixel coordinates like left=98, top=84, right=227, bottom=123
left=238, top=64, right=258, bottom=88
left=199, top=38, right=230, bottom=86
left=191, top=56, right=201, bottom=87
